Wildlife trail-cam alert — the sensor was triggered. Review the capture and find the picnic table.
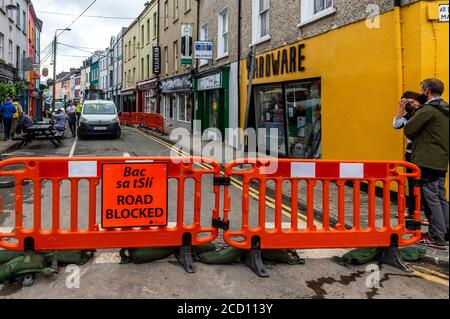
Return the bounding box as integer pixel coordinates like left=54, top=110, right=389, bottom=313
left=12, top=123, right=65, bottom=148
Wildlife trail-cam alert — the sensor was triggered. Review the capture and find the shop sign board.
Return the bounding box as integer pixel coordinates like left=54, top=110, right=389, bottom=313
left=198, top=73, right=222, bottom=91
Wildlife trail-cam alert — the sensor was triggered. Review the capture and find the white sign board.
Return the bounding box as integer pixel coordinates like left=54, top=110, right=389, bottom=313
left=439, top=4, right=449, bottom=22
left=194, top=41, right=214, bottom=60
left=198, top=73, right=222, bottom=91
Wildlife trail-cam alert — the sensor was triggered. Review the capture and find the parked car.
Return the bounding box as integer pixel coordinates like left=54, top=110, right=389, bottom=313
left=77, top=100, right=121, bottom=139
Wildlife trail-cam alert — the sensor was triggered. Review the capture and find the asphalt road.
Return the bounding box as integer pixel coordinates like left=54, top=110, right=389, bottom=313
left=0, top=127, right=448, bottom=299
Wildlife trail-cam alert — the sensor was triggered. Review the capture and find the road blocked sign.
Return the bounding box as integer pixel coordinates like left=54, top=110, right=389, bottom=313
left=102, top=163, right=168, bottom=228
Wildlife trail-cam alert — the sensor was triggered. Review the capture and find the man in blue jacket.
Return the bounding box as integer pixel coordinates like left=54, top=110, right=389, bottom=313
left=0, top=97, right=17, bottom=141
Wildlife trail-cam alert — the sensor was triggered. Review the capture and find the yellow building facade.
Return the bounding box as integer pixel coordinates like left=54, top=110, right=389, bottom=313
left=239, top=0, right=449, bottom=193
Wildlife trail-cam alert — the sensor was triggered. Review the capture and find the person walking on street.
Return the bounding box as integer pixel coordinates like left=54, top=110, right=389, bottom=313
left=0, top=97, right=16, bottom=141
left=66, top=100, right=77, bottom=137
left=405, top=78, right=449, bottom=250
left=76, top=101, right=83, bottom=126
left=11, top=100, right=23, bottom=138
left=393, top=92, right=426, bottom=221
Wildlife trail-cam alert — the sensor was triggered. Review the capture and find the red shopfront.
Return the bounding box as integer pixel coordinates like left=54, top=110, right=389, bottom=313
left=137, top=78, right=159, bottom=114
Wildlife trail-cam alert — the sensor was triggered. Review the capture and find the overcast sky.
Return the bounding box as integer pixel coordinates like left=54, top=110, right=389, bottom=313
left=35, top=0, right=147, bottom=78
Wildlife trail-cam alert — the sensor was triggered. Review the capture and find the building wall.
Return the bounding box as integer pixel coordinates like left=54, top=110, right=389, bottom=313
left=158, top=0, right=197, bottom=78
left=198, top=0, right=239, bottom=71
left=0, top=0, right=29, bottom=82
left=54, top=81, right=62, bottom=100
left=123, top=19, right=140, bottom=90
left=239, top=0, right=449, bottom=166
left=239, top=0, right=395, bottom=58
left=138, top=0, right=158, bottom=81
left=99, top=55, right=108, bottom=93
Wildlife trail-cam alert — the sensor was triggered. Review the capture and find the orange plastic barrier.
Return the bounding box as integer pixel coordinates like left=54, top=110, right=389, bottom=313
left=222, top=159, right=422, bottom=276
left=119, top=112, right=165, bottom=134
left=0, top=157, right=221, bottom=272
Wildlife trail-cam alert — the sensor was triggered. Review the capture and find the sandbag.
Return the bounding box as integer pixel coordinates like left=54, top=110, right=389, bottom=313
left=54, top=250, right=95, bottom=266
left=399, top=247, right=426, bottom=262
left=0, top=251, right=25, bottom=265
left=261, top=249, right=305, bottom=265
left=192, top=243, right=217, bottom=255
left=120, top=247, right=176, bottom=264
left=198, top=246, right=245, bottom=265
left=0, top=254, right=57, bottom=285
left=331, top=248, right=379, bottom=266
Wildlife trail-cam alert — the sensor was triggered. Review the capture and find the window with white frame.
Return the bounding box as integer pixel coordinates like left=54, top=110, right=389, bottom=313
left=164, top=0, right=169, bottom=28
left=174, top=0, right=179, bottom=21
left=0, top=34, right=4, bottom=60
left=164, top=46, right=169, bottom=75
left=217, top=8, right=229, bottom=59
left=8, top=40, right=12, bottom=64
left=252, top=0, right=270, bottom=44
left=145, top=90, right=152, bottom=113
left=185, top=0, right=191, bottom=13
left=300, top=0, right=335, bottom=26
left=173, top=40, right=178, bottom=72
left=199, top=23, right=208, bottom=66
left=178, top=93, right=193, bottom=122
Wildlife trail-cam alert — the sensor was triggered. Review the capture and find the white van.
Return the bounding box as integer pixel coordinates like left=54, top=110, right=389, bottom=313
left=77, top=100, right=121, bottom=139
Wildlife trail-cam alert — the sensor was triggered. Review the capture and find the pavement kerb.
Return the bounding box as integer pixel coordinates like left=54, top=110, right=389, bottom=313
left=0, top=141, right=21, bottom=189
left=0, top=141, right=20, bottom=158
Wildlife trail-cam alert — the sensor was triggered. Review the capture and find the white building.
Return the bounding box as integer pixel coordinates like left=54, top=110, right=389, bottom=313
left=99, top=53, right=108, bottom=99
left=111, top=27, right=126, bottom=111
left=0, top=0, right=30, bottom=82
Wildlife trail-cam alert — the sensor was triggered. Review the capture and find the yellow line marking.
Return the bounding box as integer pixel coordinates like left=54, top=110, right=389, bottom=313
left=133, top=128, right=317, bottom=224
left=411, top=269, right=449, bottom=286
left=134, top=127, right=450, bottom=285
left=410, top=265, right=449, bottom=280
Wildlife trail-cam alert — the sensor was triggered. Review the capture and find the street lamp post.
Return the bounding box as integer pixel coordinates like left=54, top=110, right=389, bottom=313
left=51, top=28, right=71, bottom=113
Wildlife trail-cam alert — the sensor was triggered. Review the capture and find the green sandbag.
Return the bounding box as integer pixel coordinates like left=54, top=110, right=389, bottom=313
left=0, top=251, right=25, bottom=265
left=120, top=247, right=176, bottom=264
left=192, top=243, right=217, bottom=255
left=0, top=254, right=57, bottom=284
left=399, top=247, right=426, bottom=262
left=198, top=246, right=245, bottom=265
left=261, top=249, right=305, bottom=265
left=54, top=250, right=95, bottom=266
left=331, top=248, right=379, bottom=266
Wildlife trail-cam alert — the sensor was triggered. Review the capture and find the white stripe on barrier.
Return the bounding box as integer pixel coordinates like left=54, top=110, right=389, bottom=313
left=68, top=161, right=98, bottom=178
left=291, top=162, right=316, bottom=178
left=125, top=160, right=154, bottom=164
left=340, top=163, right=364, bottom=179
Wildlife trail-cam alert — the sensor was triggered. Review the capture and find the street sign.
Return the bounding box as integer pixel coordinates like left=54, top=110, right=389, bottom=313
left=194, top=41, right=213, bottom=60
left=102, top=162, right=168, bottom=228
left=181, top=24, right=193, bottom=65
left=152, top=46, right=161, bottom=75
left=439, top=4, right=449, bottom=22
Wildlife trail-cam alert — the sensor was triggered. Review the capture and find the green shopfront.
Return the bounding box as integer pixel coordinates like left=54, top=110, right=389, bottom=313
left=194, top=67, right=230, bottom=141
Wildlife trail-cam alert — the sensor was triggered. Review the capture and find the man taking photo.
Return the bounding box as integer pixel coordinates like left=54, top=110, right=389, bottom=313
left=405, top=78, right=449, bottom=250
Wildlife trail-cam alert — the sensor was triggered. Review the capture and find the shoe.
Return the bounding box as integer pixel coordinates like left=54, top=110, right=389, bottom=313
left=417, top=236, right=447, bottom=251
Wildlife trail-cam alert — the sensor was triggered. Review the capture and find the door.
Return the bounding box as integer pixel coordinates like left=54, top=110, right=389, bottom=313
left=285, top=80, right=322, bottom=159
left=164, top=94, right=175, bottom=127
left=254, top=84, right=286, bottom=156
